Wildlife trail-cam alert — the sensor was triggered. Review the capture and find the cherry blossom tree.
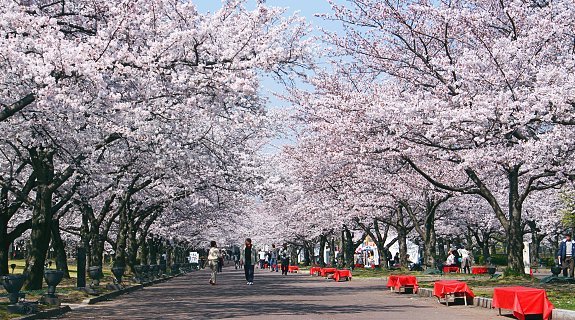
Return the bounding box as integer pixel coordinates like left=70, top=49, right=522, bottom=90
left=317, top=0, right=575, bottom=273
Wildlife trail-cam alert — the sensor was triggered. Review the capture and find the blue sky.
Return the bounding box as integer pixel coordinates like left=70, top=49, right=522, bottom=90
left=194, top=0, right=345, bottom=152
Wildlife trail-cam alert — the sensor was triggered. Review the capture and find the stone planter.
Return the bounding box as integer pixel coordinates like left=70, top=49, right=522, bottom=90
left=171, top=263, right=180, bottom=275
left=44, top=270, right=64, bottom=297
left=551, top=266, right=562, bottom=276
left=3, top=274, right=26, bottom=304
left=150, top=265, right=158, bottom=279
left=88, top=266, right=103, bottom=287
left=112, top=266, right=125, bottom=284
left=133, top=265, right=143, bottom=283
left=141, top=265, right=150, bottom=281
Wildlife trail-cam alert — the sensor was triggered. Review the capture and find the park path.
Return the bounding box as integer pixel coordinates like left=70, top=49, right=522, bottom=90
left=53, top=266, right=503, bottom=319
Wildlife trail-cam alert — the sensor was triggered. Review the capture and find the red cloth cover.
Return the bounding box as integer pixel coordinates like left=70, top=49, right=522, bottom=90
left=387, top=275, right=418, bottom=292
left=288, top=266, right=299, bottom=272
left=471, top=266, right=488, bottom=274
left=320, top=268, right=337, bottom=277
left=443, top=266, right=460, bottom=273
left=433, top=280, right=475, bottom=299
left=333, top=269, right=352, bottom=282
left=309, top=267, right=321, bottom=276
left=386, top=275, right=398, bottom=288
left=492, top=286, right=554, bottom=320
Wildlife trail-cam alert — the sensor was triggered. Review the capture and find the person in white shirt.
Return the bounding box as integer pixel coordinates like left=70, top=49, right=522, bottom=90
left=458, top=247, right=472, bottom=274
left=258, top=249, right=267, bottom=269
left=207, top=241, right=219, bottom=285
left=445, top=251, right=456, bottom=266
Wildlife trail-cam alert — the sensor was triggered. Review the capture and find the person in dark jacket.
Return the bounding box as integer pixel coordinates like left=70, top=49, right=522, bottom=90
left=241, top=238, right=257, bottom=285
left=558, top=233, right=575, bottom=278
left=279, top=243, right=290, bottom=275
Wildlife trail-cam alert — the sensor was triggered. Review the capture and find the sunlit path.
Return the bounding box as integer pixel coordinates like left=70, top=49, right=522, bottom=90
left=53, top=267, right=499, bottom=319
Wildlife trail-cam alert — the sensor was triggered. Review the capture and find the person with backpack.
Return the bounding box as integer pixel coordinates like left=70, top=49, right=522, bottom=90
left=207, top=241, right=219, bottom=285
left=279, top=243, right=290, bottom=275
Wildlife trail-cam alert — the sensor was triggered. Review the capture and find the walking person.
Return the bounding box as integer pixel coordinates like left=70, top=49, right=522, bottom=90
left=270, top=244, right=279, bottom=272
left=279, top=243, right=290, bottom=275
left=558, top=233, right=575, bottom=278
left=217, top=247, right=224, bottom=273
left=258, top=249, right=266, bottom=269
left=241, top=238, right=257, bottom=285
left=207, top=241, right=219, bottom=285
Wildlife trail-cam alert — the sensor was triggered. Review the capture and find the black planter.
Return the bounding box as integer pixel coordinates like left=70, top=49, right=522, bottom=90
left=172, top=263, right=181, bottom=275
left=3, top=274, right=26, bottom=304
left=88, top=266, right=103, bottom=287
left=487, top=267, right=496, bottom=275
left=133, top=265, right=143, bottom=283
left=44, top=270, right=64, bottom=296
left=551, top=266, right=562, bottom=276
left=150, top=265, right=158, bottom=278
left=111, top=267, right=125, bottom=284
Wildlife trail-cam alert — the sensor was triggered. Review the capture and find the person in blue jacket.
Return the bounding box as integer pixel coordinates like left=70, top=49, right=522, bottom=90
left=557, top=233, right=575, bottom=278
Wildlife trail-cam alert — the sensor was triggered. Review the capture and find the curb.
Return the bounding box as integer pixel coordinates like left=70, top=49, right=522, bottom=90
left=142, top=276, right=174, bottom=288
left=553, top=309, right=575, bottom=320
left=83, top=284, right=144, bottom=304
left=13, top=305, right=71, bottom=320
left=84, top=276, right=175, bottom=304
left=417, top=288, right=433, bottom=298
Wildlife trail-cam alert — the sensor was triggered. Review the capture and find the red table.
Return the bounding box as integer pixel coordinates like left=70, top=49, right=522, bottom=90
left=333, top=269, right=352, bottom=282
left=492, top=286, right=554, bottom=320
left=443, top=266, right=460, bottom=273
left=433, top=280, right=474, bottom=306
left=320, top=268, right=337, bottom=277
left=310, top=267, right=321, bottom=276
left=387, top=275, right=418, bottom=293
left=471, top=266, right=488, bottom=274
left=288, top=266, right=299, bottom=273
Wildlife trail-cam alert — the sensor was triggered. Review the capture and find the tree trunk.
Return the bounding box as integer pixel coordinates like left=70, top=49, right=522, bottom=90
left=398, top=227, right=408, bottom=268
left=437, top=237, right=446, bottom=262
left=507, top=168, right=525, bottom=274
left=113, top=209, right=128, bottom=268
left=303, top=241, right=311, bottom=266
left=343, top=228, right=355, bottom=268
left=0, top=216, right=10, bottom=275
left=51, top=219, right=70, bottom=278
left=318, top=235, right=326, bottom=267
left=25, top=188, right=53, bottom=290
left=423, top=213, right=437, bottom=268
left=25, top=149, right=56, bottom=290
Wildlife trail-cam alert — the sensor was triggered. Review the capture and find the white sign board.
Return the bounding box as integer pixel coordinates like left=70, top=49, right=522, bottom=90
left=189, top=252, right=199, bottom=264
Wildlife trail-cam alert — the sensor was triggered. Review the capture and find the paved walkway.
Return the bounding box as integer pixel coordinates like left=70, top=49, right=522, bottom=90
left=53, top=267, right=504, bottom=319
